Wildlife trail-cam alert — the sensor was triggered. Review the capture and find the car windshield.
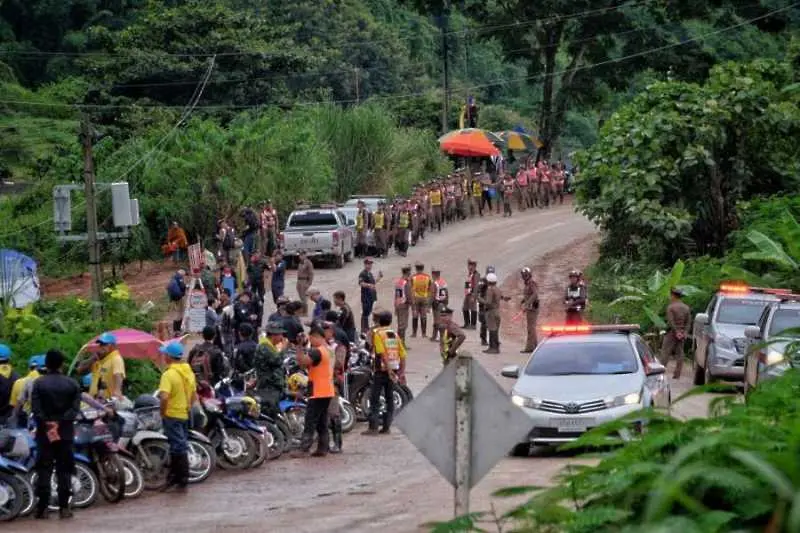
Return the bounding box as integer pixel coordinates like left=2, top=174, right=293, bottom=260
left=524, top=341, right=638, bottom=376
left=288, top=212, right=338, bottom=227
left=769, top=309, right=800, bottom=337
left=717, top=299, right=770, bottom=325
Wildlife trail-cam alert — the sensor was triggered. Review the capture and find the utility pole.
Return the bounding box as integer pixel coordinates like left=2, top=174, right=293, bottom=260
left=354, top=67, right=360, bottom=104
left=441, top=0, right=451, bottom=135
left=81, top=116, right=103, bottom=320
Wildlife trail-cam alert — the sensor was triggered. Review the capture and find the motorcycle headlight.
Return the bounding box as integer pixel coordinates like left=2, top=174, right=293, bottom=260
left=604, top=392, right=641, bottom=408
left=511, top=393, right=541, bottom=409
left=714, top=335, right=735, bottom=351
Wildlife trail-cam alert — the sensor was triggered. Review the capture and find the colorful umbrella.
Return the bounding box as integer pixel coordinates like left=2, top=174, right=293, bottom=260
left=497, top=130, right=543, bottom=152
left=78, top=328, right=177, bottom=366
left=438, top=128, right=502, bottom=157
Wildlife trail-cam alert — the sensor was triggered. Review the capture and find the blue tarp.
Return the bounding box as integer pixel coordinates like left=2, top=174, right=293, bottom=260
left=0, top=249, right=40, bottom=307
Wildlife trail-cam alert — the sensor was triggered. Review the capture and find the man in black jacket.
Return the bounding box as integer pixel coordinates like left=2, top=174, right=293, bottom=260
left=187, top=326, right=226, bottom=386
left=233, top=324, right=258, bottom=375
left=32, top=350, right=81, bottom=519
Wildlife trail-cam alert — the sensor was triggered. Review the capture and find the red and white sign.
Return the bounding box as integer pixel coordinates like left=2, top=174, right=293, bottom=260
left=188, top=243, right=204, bottom=274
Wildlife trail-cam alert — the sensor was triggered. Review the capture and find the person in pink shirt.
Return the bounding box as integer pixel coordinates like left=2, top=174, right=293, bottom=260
left=515, top=166, right=528, bottom=212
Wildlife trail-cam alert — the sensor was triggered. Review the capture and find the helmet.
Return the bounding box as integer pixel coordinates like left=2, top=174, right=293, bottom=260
left=521, top=267, right=531, bottom=276
left=486, top=273, right=498, bottom=284
left=97, top=332, right=118, bottom=345
left=486, top=265, right=496, bottom=274
left=0, top=344, right=11, bottom=362
left=569, top=270, right=580, bottom=278
left=81, top=374, right=93, bottom=390
left=29, top=354, right=45, bottom=369
left=287, top=373, right=308, bottom=396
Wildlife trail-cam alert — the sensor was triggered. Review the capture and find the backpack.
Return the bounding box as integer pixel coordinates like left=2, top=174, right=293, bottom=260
left=189, top=345, right=214, bottom=384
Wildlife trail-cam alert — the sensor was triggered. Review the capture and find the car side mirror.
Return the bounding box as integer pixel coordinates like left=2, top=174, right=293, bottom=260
left=347, top=219, right=356, bottom=226
left=646, top=362, right=666, bottom=376
left=744, top=326, right=762, bottom=340
left=695, top=313, right=709, bottom=326
left=501, top=365, right=520, bottom=379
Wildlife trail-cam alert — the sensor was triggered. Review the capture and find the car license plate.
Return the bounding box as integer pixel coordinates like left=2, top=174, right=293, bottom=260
left=552, top=417, right=594, bottom=433
left=300, top=237, right=319, bottom=246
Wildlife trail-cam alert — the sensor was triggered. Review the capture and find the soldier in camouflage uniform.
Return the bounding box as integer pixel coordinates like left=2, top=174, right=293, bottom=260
left=253, top=322, right=287, bottom=418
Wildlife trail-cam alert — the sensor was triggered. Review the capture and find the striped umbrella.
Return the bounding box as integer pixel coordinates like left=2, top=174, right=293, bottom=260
left=497, top=130, right=542, bottom=152
left=438, top=128, right=502, bottom=157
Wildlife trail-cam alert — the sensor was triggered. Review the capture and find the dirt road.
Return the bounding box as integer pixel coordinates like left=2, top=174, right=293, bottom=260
left=18, top=205, right=712, bottom=533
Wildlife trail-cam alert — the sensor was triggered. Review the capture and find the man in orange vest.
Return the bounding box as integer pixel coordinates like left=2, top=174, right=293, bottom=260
left=294, top=323, right=335, bottom=457
left=430, top=267, right=449, bottom=342
left=393, top=265, right=412, bottom=343
left=410, top=262, right=433, bottom=338
left=363, top=310, right=406, bottom=436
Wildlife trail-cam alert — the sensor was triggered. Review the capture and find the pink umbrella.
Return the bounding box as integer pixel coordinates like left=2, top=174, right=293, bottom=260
left=81, top=328, right=169, bottom=366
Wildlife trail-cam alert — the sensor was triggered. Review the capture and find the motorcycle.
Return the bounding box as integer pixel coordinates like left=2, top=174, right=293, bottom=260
left=186, top=429, right=216, bottom=483
left=73, top=407, right=128, bottom=503
left=0, top=455, right=27, bottom=521
left=116, top=397, right=171, bottom=491
left=198, top=385, right=267, bottom=470
left=344, top=347, right=409, bottom=421
left=283, top=355, right=356, bottom=434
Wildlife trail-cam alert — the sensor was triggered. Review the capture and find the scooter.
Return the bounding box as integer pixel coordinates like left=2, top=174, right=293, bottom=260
left=73, top=408, right=131, bottom=504
left=0, top=454, right=27, bottom=521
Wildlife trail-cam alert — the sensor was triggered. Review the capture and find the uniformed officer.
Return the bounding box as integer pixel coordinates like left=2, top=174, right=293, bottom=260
left=430, top=268, right=449, bottom=342
left=520, top=267, right=540, bottom=353
left=393, top=265, right=412, bottom=343
left=661, top=288, right=692, bottom=379
left=296, top=250, right=314, bottom=313
left=462, top=259, right=480, bottom=329
left=410, top=262, right=433, bottom=338
left=354, top=200, right=370, bottom=258
left=478, top=265, right=495, bottom=346
left=373, top=201, right=388, bottom=258
left=438, top=307, right=466, bottom=366
left=479, top=273, right=509, bottom=354
left=429, top=183, right=443, bottom=232
left=564, top=270, right=587, bottom=324
left=396, top=202, right=411, bottom=257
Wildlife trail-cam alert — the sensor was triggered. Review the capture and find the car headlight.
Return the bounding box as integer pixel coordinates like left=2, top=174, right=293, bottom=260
left=766, top=349, right=786, bottom=365
left=511, top=393, right=541, bottom=409
left=714, top=335, right=735, bottom=351
left=604, top=392, right=641, bottom=408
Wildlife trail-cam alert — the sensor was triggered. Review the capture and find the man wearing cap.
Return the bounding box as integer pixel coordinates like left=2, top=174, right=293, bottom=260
left=268, top=295, right=291, bottom=324
left=296, top=250, right=315, bottom=312
left=0, top=344, right=19, bottom=423
left=394, top=265, right=413, bottom=343
left=396, top=201, right=411, bottom=257
left=358, top=258, right=381, bottom=334
left=307, top=287, right=330, bottom=321
left=364, top=310, right=406, bottom=435
left=10, top=354, right=43, bottom=427
left=373, top=201, right=389, bottom=258
left=438, top=307, right=466, bottom=365
left=479, top=273, right=509, bottom=354
left=158, top=341, right=196, bottom=491
left=430, top=268, right=449, bottom=342
left=321, top=320, right=346, bottom=453
left=410, top=262, right=433, bottom=338
left=661, top=288, right=692, bottom=379
left=254, top=322, right=287, bottom=418
left=354, top=200, right=370, bottom=258
left=78, top=332, right=126, bottom=400
left=294, top=323, right=335, bottom=456
left=32, top=350, right=81, bottom=519
left=478, top=265, right=495, bottom=346
left=463, top=259, right=480, bottom=329
left=260, top=200, right=279, bottom=257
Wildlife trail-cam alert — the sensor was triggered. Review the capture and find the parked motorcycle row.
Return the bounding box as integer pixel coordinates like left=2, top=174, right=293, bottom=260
left=0, top=337, right=412, bottom=522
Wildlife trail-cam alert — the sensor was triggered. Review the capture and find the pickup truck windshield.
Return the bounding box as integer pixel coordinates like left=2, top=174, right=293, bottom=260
left=717, top=298, right=769, bottom=325
left=288, top=212, right=338, bottom=227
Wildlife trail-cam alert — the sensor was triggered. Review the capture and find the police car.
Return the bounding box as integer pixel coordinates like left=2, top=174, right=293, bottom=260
left=501, top=324, right=670, bottom=455
left=692, top=284, right=790, bottom=385
left=743, top=294, right=800, bottom=395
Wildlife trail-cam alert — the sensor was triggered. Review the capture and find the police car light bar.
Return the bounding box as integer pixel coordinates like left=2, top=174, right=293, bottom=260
left=540, top=324, right=640, bottom=335
left=719, top=283, right=793, bottom=295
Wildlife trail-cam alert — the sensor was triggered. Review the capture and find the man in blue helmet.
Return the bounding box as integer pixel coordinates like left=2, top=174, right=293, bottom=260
left=10, top=354, right=44, bottom=427
left=0, top=344, right=19, bottom=423
left=77, top=332, right=126, bottom=400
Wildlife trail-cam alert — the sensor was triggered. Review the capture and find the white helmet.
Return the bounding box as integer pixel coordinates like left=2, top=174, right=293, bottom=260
left=521, top=267, right=531, bottom=276
left=486, top=273, right=498, bottom=283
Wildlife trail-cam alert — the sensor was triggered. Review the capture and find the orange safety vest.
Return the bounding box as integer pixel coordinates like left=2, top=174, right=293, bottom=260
left=411, top=273, right=432, bottom=299
left=376, top=328, right=402, bottom=371
left=430, top=190, right=442, bottom=206
left=394, top=278, right=408, bottom=306
left=307, top=345, right=335, bottom=398
left=434, top=278, right=448, bottom=301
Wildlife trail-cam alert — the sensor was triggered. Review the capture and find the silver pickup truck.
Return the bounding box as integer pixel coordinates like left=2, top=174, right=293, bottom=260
left=280, top=206, right=355, bottom=268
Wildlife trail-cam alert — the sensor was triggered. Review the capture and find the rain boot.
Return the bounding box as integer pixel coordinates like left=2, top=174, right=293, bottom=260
left=479, top=320, right=488, bottom=346
left=462, top=311, right=470, bottom=329
left=421, top=316, right=428, bottom=338
left=176, top=453, right=190, bottom=489
left=470, top=311, right=478, bottom=330
left=330, top=419, right=343, bottom=454
left=430, top=326, right=439, bottom=342
left=411, top=317, right=418, bottom=338
left=483, top=331, right=500, bottom=354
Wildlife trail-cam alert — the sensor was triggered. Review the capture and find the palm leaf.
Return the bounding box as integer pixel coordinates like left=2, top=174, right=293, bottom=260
left=743, top=230, right=798, bottom=270
left=647, top=270, right=666, bottom=293
left=619, top=283, right=649, bottom=296
left=729, top=449, right=794, bottom=500
left=643, top=306, right=667, bottom=329
left=609, top=295, right=644, bottom=306
left=663, top=260, right=686, bottom=299
left=720, top=264, right=765, bottom=285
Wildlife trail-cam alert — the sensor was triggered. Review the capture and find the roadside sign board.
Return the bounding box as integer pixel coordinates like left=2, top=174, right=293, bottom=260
left=183, top=279, right=206, bottom=333
left=188, top=243, right=203, bottom=274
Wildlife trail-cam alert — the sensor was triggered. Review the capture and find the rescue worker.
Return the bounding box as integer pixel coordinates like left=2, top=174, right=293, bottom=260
left=321, top=320, right=346, bottom=453
left=471, top=175, right=483, bottom=217
left=463, top=259, right=480, bottom=329
left=516, top=165, right=528, bottom=211
left=354, top=200, right=369, bottom=258
left=260, top=199, right=279, bottom=257
left=295, top=323, right=335, bottom=456
left=78, top=332, right=126, bottom=401
left=429, top=183, right=443, bottom=232
left=32, top=350, right=81, bottom=519
left=158, top=341, right=196, bottom=491
left=394, top=265, right=412, bottom=343
left=396, top=201, right=411, bottom=256
left=0, top=344, right=19, bottom=424
left=502, top=173, right=515, bottom=217
left=479, top=273, right=509, bottom=354
left=253, top=322, right=287, bottom=419
left=661, top=288, right=692, bottom=379
left=373, top=201, right=388, bottom=258
left=445, top=179, right=456, bottom=223
left=358, top=258, right=381, bottom=334
left=430, top=268, right=449, bottom=342
left=296, top=250, right=314, bottom=313
left=9, top=354, right=43, bottom=427
left=363, top=310, right=406, bottom=435
left=438, top=307, right=466, bottom=365
left=333, top=291, right=357, bottom=342
left=564, top=270, right=588, bottom=324
left=478, top=265, right=495, bottom=346
left=410, top=262, right=433, bottom=338
left=539, top=161, right=551, bottom=208
left=520, top=267, right=540, bottom=353
left=410, top=199, right=421, bottom=247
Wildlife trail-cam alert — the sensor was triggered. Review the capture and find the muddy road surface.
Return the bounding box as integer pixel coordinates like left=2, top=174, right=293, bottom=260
left=18, top=205, right=714, bottom=533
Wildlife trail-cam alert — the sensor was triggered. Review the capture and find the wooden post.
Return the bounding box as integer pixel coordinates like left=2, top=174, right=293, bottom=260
left=454, top=352, right=472, bottom=516
left=81, top=116, right=103, bottom=320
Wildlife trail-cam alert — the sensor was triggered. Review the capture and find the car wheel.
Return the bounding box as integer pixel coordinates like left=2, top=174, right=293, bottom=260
left=693, top=359, right=705, bottom=386
left=334, top=252, right=345, bottom=269
left=510, top=443, right=530, bottom=457
left=344, top=251, right=352, bottom=263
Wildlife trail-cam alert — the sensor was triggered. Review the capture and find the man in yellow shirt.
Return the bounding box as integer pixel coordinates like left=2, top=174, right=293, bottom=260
left=158, top=341, right=196, bottom=491
left=79, top=332, right=126, bottom=400
left=9, top=354, right=44, bottom=427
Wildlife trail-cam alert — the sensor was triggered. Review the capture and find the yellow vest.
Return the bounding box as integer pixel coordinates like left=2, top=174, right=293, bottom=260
left=398, top=212, right=410, bottom=229
left=374, top=211, right=385, bottom=229
left=472, top=182, right=482, bottom=197
left=411, top=274, right=431, bottom=299
left=356, top=211, right=365, bottom=231
left=430, top=190, right=442, bottom=206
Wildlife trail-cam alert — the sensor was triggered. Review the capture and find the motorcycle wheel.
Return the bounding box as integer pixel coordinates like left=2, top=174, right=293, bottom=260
left=249, top=432, right=269, bottom=469
left=139, top=440, right=170, bottom=491
left=259, top=421, right=285, bottom=460
left=31, top=462, right=99, bottom=511
left=0, top=472, right=24, bottom=522
left=284, top=406, right=306, bottom=439
left=15, top=474, right=34, bottom=517
left=187, top=440, right=215, bottom=484
left=119, top=456, right=145, bottom=499
left=275, top=417, right=296, bottom=452
left=96, top=453, right=126, bottom=503
left=217, top=428, right=256, bottom=470
left=361, top=385, right=406, bottom=416
left=339, top=401, right=357, bottom=433
left=399, top=384, right=414, bottom=404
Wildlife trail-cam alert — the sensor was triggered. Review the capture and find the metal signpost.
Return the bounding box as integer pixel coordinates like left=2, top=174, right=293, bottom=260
left=395, top=353, right=534, bottom=517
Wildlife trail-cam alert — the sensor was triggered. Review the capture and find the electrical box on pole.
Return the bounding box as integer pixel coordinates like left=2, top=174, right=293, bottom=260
left=111, top=182, right=133, bottom=227
left=53, top=186, right=72, bottom=233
